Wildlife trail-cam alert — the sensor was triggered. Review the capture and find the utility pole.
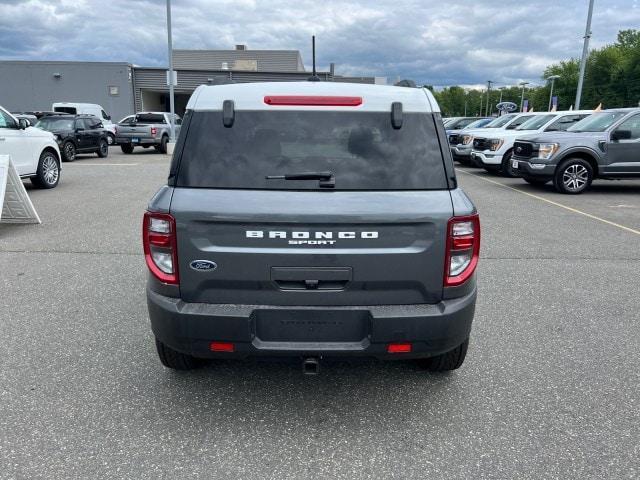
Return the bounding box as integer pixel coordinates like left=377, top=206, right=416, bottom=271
left=575, top=0, right=595, bottom=110
left=486, top=80, right=494, bottom=116
left=498, top=87, right=505, bottom=104
left=519, top=81, right=529, bottom=111
left=479, top=90, right=483, bottom=116
left=166, top=0, right=176, bottom=143
left=547, top=75, right=561, bottom=111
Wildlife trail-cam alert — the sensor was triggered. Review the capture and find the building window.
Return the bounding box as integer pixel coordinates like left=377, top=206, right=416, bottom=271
left=109, top=86, right=119, bottom=96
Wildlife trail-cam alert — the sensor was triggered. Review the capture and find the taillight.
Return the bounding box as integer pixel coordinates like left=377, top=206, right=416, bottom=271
left=264, top=95, right=363, bottom=106
left=143, top=212, right=178, bottom=285
left=444, top=214, right=480, bottom=287
left=151, top=127, right=157, bottom=136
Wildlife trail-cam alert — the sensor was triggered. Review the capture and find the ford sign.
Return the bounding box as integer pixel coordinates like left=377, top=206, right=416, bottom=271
left=496, top=101, right=518, bottom=113
left=190, top=260, right=217, bottom=271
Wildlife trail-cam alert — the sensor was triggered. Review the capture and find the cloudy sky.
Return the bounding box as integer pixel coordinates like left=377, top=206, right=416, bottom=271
left=1, top=0, right=639, bottom=87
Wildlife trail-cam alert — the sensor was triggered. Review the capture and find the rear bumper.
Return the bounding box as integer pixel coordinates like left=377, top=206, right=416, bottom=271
left=116, top=137, right=159, bottom=146
left=147, top=286, right=477, bottom=360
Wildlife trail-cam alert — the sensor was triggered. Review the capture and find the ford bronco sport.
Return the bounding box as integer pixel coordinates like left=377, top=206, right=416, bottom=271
left=144, top=82, right=480, bottom=373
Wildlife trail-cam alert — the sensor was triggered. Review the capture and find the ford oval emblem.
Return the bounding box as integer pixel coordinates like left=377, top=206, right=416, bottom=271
left=190, top=260, right=217, bottom=271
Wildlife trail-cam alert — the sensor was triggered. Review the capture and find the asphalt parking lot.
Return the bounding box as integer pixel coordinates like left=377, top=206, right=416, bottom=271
left=1, top=149, right=639, bottom=479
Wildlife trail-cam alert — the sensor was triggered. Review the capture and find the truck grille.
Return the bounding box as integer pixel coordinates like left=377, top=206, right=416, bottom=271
left=472, top=137, right=491, bottom=151
left=513, top=141, right=535, bottom=159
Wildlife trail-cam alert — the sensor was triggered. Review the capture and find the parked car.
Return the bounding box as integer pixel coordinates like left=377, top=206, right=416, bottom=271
left=0, top=105, right=61, bottom=188
left=10, top=112, right=38, bottom=126
left=35, top=114, right=109, bottom=162
left=449, top=113, right=535, bottom=165
left=511, top=108, right=640, bottom=194
left=446, top=118, right=492, bottom=155
left=144, top=82, right=479, bottom=373
left=52, top=102, right=117, bottom=145
left=446, top=117, right=487, bottom=131
left=472, top=111, right=593, bottom=177
left=116, top=112, right=181, bottom=154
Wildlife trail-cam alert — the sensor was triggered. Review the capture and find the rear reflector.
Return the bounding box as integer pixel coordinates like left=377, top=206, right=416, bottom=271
left=387, top=343, right=412, bottom=353
left=264, top=95, right=362, bottom=107
left=210, top=342, right=235, bottom=352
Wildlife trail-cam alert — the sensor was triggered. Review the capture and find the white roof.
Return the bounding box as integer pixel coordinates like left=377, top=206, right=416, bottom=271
left=187, top=82, right=440, bottom=113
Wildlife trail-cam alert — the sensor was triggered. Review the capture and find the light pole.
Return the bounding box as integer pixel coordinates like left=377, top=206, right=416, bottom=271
left=576, top=0, right=595, bottom=110
left=547, top=75, right=561, bottom=111
left=519, top=81, right=529, bottom=112
left=166, top=0, right=176, bottom=143
left=498, top=87, right=505, bottom=104
left=485, top=80, right=494, bottom=116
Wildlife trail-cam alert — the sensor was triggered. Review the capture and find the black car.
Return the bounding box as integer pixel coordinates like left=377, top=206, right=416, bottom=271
left=35, top=114, right=109, bottom=161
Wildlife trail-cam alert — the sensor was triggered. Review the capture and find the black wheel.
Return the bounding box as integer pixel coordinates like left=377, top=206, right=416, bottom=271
left=97, top=139, right=109, bottom=158
left=483, top=165, right=500, bottom=175
left=62, top=141, right=76, bottom=162
left=523, top=176, right=549, bottom=187
left=416, top=338, right=469, bottom=372
left=155, top=338, right=200, bottom=370
left=31, top=150, right=60, bottom=189
left=158, top=135, right=168, bottom=154
left=107, top=133, right=115, bottom=145
left=553, top=158, right=593, bottom=194
left=500, top=150, right=518, bottom=178
left=120, top=144, right=134, bottom=154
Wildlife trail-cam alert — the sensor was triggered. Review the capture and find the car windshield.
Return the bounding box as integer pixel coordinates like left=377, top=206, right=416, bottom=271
left=505, top=115, right=535, bottom=130
left=515, top=114, right=557, bottom=130
left=567, top=112, right=628, bottom=132
left=447, top=118, right=477, bottom=129
left=36, top=117, right=75, bottom=131
left=484, top=114, right=517, bottom=128
left=464, top=118, right=492, bottom=129
left=175, top=110, right=448, bottom=191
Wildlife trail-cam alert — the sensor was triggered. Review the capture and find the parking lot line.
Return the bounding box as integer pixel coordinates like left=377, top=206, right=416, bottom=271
left=457, top=169, right=640, bottom=236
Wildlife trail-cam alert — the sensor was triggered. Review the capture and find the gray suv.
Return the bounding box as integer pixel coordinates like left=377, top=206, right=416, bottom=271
left=512, top=109, right=640, bottom=194
left=144, top=82, right=479, bottom=374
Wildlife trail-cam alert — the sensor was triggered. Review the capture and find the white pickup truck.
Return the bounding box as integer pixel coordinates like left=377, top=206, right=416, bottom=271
left=471, top=110, right=593, bottom=176
left=115, top=112, right=181, bottom=154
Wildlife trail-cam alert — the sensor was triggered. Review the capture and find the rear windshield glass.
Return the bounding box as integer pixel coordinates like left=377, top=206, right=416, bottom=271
left=136, top=114, right=166, bottom=124
left=54, top=107, right=77, bottom=114
left=36, top=117, right=74, bottom=131
left=175, top=111, right=448, bottom=190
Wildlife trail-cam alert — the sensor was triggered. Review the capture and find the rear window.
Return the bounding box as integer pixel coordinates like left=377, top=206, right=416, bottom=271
left=54, top=106, right=77, bottom=114
left=175, top=110, right=448, bottom=190
left=136, top=114, right=166, bottom=124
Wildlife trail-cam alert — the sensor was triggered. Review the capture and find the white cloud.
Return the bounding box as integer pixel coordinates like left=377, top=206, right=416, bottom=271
left=0, top=0, right=638, bottom=86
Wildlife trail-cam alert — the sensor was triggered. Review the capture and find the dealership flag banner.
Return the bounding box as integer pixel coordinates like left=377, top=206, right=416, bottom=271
left=0, top=155, right=41, bottom=224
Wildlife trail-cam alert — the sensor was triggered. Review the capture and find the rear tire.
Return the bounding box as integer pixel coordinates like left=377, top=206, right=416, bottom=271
left=417, top=338, right=469, bottom=372
left=31, top=150, right=60, bottom=189
left=158, top=135, right=168, bottom=154
left=120, top=144, right=134, bottom=154
left=97, top=139, right=108, bottom=158
left=553, top=158, right=593, bottom=194
left=155, top=338, right=200, bottom=370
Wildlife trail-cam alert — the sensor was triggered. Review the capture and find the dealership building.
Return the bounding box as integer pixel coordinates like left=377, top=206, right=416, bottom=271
left=0, top=46, right=383, bottom=121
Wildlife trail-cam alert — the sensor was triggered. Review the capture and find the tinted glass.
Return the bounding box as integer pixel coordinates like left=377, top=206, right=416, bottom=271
left=505, top=115, right=534, bottom=130
left=35, top=117, right=75, bottom=131
left=0, top=108, right=17, bottom=128
left=568, top=112, right=627, bottom=132
left=54, top=106, right=77, bottom=114
left=464, top=118, right=492, bottom=129
left=176, top=111, right=448, bottom=190
left=448, top=117, right=476, bottom=129
left=516, top=114, right=556, bottom=130
left=485, top=114, right=517, bottom=128
left=136, top=114, right=165, bottom=124
left=613, top=114, right=640, bottom=140
left=546, top=114, right=588, bottom=131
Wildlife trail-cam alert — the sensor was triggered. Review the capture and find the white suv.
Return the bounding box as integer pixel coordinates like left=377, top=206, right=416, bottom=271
left=471, top=110, right=593, bottom=177
left=0, top=105, right=62, bottom=188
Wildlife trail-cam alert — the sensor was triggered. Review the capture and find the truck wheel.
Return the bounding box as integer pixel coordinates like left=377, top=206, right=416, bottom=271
left=483, top=165, right=500, bottom=175
left=553, top=158, right=593, bottom=194
left=155, top=338, right=200, bottom=370
left=120, top=144, right=134, bottom=154
left=97, top=139, right=109, bottom=158
left=62, top=141, right=76, bottom=162
left=500, top=151, right=518, bottom=178
left=159, top=135, right=168, bottom=154
left=523, top=176, right=549, bottom=187
left=417, top=338, right=469, bottom=372
left=31, top=150, right=60, bottom=189
left=107, top=133, right=115, bottom=145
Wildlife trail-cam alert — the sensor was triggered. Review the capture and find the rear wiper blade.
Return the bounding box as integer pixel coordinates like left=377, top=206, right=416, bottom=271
left=265, top=171, right=335, bottom=188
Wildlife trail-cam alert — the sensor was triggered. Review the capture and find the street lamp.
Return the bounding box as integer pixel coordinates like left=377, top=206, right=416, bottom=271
left=519, top=81, right=529, bottom=112
left=486, top=80, right=494, bottom=116
left=166, top=0, right=176, bottom=143
left=547, top=75, right=561, bottom=111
